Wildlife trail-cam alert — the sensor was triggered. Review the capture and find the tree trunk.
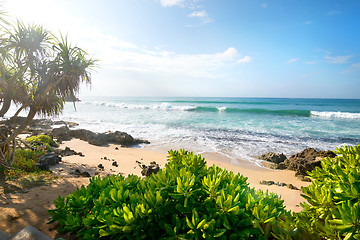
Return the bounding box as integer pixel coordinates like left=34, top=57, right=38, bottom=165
left=0, top=107, right=36, bottom=147
left=10, top=104, right=26, bottom=124
left=0, top=97, right=11, bottom=117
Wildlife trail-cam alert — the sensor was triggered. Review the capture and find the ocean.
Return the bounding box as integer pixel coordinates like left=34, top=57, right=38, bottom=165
left=46, top=97, right=360, bottom=166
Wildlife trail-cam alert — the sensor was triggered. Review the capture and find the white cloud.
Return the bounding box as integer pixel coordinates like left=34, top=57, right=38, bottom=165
left=187, top=10, right=214, bottom=25
left=287, top=58, right=298, bottom=63
left=324, top=55, right=352, bottom=64
left=304, top=20, right=314, bottom=25
left=260, top=3, right=268, bottom=8
left=159, top=0, right=185, bottom=7
left=326, top=10, right=342, bottom=16
left=188, top=10, right=208, bottom=18
left=237, top=56, right=252, bottom=64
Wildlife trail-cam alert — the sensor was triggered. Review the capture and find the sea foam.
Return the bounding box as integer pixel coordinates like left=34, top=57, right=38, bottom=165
left=311, top=111, right=360, bottom=119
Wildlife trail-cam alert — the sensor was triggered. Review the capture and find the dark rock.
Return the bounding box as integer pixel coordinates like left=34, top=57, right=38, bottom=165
left=78, top=152, right=85, bottom=157
left=137, top=161, right=160, bottom=177
left=104, top=157, right=108, bottom=160
left=51, top=126, right=72, bottom=142
left=260, top=180, right=299, bottom=190
left=8, top=225, right=53, bottom=240
left=287, top=184, right=299, bottom=190
left=38, top=153, right=61, bottom=166
left=115, top=147, right=119, bottom=150
left=50, top=127, right=149, bottom=146
left=75, top=169, right=81, bottom=173
left=297, top=175, right=311, bottom=182
left=36, top=163, right=49, bottom=171
left=98, top=164, right=104, bottom=170
left=284, top=148, right=336, bottom=178
left=79, top=171, right=91, bottom=177
left=54, top=147, right=77, bottom=157
left=258, top=152, right=287, bottom=164
left=112, top=161, right=118, bottom=167
left=0, top=229, right=10, bottom=240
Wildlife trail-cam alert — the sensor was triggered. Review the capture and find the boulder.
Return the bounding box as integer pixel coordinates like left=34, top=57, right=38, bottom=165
left=258, top=152, right=287, bottom=164
left=283, top=148, right=336, bottom=177
left=79, top=171, right=91, bottom=178
left=8, top=225, right=53, bottom=240
left=137, top=161, right=160, bottom=177
left=37, top=153, right=62, bottom=170
left=54, top=146, right=78, bottom=156
left=50, top=127, right=149, bottom=146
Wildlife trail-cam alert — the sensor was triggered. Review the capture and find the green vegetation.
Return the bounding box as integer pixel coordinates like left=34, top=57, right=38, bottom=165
left=49, top=149, right=290, bottom=239
left=0, top=149, right=44, bottom=179
left=295, top=145, right=360, bottom=239
left=0, top=11, right=95, bottom=169
left=49, top=145, right=360, bottom=239
left=25, top=134, right=58, bottom=152
left=0, top=134, right=59, bottom=194
left=0, top=134, right=56, bottom=179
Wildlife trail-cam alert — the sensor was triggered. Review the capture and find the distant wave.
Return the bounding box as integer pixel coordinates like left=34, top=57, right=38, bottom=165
left=81, top=101, right=196, bottom=111
left=311, top=111, right=360, bottom=119
left=79, top=101, right=360, bottom=119
left=164, top=100, right=280, bottom=105
left=190, top=107, right=311, bottom=116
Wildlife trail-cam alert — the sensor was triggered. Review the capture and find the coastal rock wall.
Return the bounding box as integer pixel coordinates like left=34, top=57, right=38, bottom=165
left=258, top=148, right=337, bottom=180
left=50, top=126, right=149, bottom=146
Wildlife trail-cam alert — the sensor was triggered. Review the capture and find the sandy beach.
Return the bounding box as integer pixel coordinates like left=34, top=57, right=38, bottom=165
left=0, top=139, right=311, bottom=238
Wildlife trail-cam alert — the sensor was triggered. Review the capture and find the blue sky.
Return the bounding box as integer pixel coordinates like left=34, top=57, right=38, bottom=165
left=3, top=0, right=360, bottom=98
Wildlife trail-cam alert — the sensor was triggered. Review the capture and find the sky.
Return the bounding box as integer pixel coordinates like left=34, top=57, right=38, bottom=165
left=2, top=0, right=360, bottom=98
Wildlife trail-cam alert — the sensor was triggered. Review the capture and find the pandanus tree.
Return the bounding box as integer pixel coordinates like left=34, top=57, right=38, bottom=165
left=0, top=20, right=95, bottom=168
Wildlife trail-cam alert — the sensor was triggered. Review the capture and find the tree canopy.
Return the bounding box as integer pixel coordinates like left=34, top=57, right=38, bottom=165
left=0, top=14, right=96, bottom=168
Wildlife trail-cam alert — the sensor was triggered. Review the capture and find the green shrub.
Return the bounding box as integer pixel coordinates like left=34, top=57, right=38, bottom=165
left=3, top=149, right=45, bottom=179
left=48, top=149, right=290, bottom=239
left=295, top=145, right=360, bottom=239
left=26, top=134, right=58, bottom=152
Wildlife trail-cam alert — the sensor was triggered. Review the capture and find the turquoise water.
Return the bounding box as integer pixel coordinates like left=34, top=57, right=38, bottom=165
left=57, top=97, right=359, bottom=164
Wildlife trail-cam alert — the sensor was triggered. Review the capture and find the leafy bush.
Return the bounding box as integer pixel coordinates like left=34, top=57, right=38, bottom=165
left=26, top=134, right=58, bottom=152
left=295, top=145, right=360, bottom=239
left=2, top=149, right=45, bottom=179
left=49, top=149, right=290, bottom=239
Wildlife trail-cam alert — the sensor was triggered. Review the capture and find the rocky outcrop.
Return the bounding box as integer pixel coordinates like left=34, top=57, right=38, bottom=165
left=258, top=148, right=337, bottom=181
left=2, top=117, right=78, bottom=132
left=51, top=126, right=149, bottom=146
left=136, top=161, right=160, bottom=177
left=284, top=148, right=336, bottom=177
left=54, top=146, right=83, bottom=157
left=257, top=152, right=287, bottom=164
left=36, top=153, right=62, bottom=171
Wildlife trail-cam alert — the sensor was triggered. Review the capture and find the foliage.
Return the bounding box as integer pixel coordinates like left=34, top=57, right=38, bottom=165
left=295, top=145, right=360, bottom=239
left=1, top=149, right=44, bottom=179
left=49, top=149, right=291, bottom=239
left=0, top=12, right=95, bottom=168
left=26, top=134, right=58, bottom=152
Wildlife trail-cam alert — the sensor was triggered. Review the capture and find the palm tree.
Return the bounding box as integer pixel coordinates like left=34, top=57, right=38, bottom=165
left=0, top=21, right=51, bottom=117
left=0, top=22, right=95, bottom=168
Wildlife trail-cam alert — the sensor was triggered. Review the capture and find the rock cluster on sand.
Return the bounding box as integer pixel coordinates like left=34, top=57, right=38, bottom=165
left=136, top=161, right=160, bottom=177
left=258, top=148, right=337, bottom=181
left=50, top=126, right=149, bottom=146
